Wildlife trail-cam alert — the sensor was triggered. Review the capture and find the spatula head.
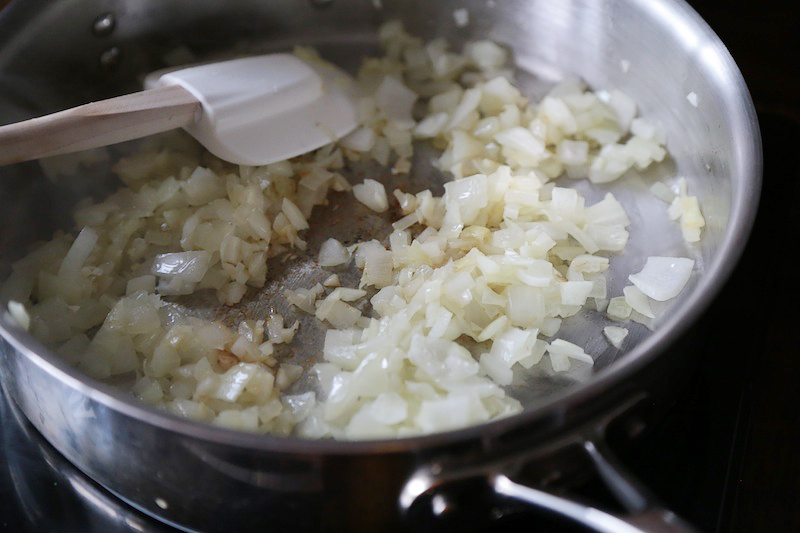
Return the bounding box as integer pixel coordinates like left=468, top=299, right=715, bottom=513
left=146, top=54, right=358, bottom=166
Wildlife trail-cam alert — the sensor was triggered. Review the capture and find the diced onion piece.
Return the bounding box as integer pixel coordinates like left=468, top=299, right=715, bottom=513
left=480, top=352, right=513, bottom=385
left=282, top=198, right=309, bottom=231
left=340, top=127, right=376, bottom=152
left=415, top=395, right=490, bottom=434
left=548, top=339, right=594, bottom=364
left=319, top=238, right=351, bottom=267
left=603, top=326, right=629, bottom=348
left=475, top=315, right=508, bottom=342
left=549, top=350, right=571, bottom=372
left=359, top=245, right=394, bottom=288
left=623, top=285, right=655, bottom=319
left=495, top=127, right=546, bottom=165
left=375, top=76, right=417, bottom=124
left=267, top=314, right=298, bottom=344
left=607, top=296, right=632, bottom=320
left=183, top=167, right=225, bottom=206
left=57, top=227, right=98, bottom=278
left=569, top=254, right=610, bottom=276
left=414, top=113, right=449, bottom=138
left=608, top=89, right=637, bottom=131
left=323, top=330, right=360, bottom=371
left=670, top=178, right=705, bottom=243
left=353, top=179, right=389, bottom=213
left=212, top=363, right=259, bottom=402
left=283, top=392, right=316, bottom=422
left=6, top=301, right=30, bottom=330
left=560, top=281, right=594, bottom=306
left=370, top=392, right=408, bottom=425
left=316, top=299, right=362, bottom=329
left=329, top=287, right=367, bottom=302
left=285, top=284, right=324, bottom=314
left=650, top=182, right=675, bottom=203
left=628, top=256, right=695, bottom=301
left=479, top=77, right=522, bottom=114
left=466, top=41, right=508, bottom=71
left=276, top=363, right=304, bottom=390
left=518, top=339, right=547, bottom=369
left=152, top=251, right=212, bottom=283
left=557, top=140, right=589, bottom=166
left=323, top=274, right=341, bottom=287
left=490, top=327, right=537, bottom=366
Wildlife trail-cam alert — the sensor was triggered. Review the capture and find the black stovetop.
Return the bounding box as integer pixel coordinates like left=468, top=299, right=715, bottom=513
left=2, top=1, right=798, bottom=532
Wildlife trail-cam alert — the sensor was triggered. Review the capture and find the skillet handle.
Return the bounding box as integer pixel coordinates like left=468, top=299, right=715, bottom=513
left=400, top=417, right=697, bottom=532
left=490, top=436, right=697, bottom=533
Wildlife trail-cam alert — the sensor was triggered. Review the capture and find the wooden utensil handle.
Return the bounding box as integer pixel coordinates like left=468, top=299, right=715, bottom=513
left=0, top=84, right=200, bottom=165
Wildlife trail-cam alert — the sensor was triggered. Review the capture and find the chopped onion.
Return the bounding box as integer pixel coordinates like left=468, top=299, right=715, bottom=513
left=6, top=301, right=30, bottom=330
left=623, top=285, right=655, bottom=318
left=465, top=41, right=508, bottom=71
left=359, top=245, right=394, bottom=288
left=548, top=339, right=594, bottom=363
left=375, top=76, right=417, bottom=124
left=8, top=20, right=695, bottom=441
left=318, top=238, right=351, bottom=267
left=323, top=274, right=341, bottom=287
left=650, top=181, right=675, bottom=203
left=57, top=227, right=98, bottom=278
left=603, top=326, right=629, bottom=348
left=607, top=296, right=632, bottom=320
left=495, top=127, right=546, bottom=165
left=369, top=392, right=408, bottom=425
left=560, top=281, right=594, bottom=306
left=608, top=89, right=637, bottom=131
left=340, top=127, right=376, bottom=152
left=282, top=197, right=309, bottom=231
left=152, top=251, right=212, bottom=283
left=629, top=256, right=695, bottom=301
left=353, top=178, right=389, bottom=213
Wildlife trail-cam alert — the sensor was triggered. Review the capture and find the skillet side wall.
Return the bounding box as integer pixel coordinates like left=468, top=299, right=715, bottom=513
left=0, top=325, right=701, bottom=532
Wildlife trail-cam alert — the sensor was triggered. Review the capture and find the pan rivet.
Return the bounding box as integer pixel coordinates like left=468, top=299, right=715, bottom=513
left=309, top=0, right=334, bottom=8
left=92, top=13, right=116, bottom=37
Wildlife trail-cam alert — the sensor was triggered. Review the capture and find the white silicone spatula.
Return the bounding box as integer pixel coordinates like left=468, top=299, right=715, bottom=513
left=0, top=53, right=358, bottom=166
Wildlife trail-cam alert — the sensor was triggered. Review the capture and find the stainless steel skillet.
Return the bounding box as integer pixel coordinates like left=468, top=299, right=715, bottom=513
left=0, top=0, right=760, bottom=531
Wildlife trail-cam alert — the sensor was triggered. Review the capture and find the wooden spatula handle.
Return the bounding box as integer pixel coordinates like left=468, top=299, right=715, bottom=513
left=0, top=84, right=200, bottom=165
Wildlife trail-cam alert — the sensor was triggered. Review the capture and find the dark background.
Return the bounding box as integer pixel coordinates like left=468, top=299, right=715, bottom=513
left=1, top=0, right=799, bottom=532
